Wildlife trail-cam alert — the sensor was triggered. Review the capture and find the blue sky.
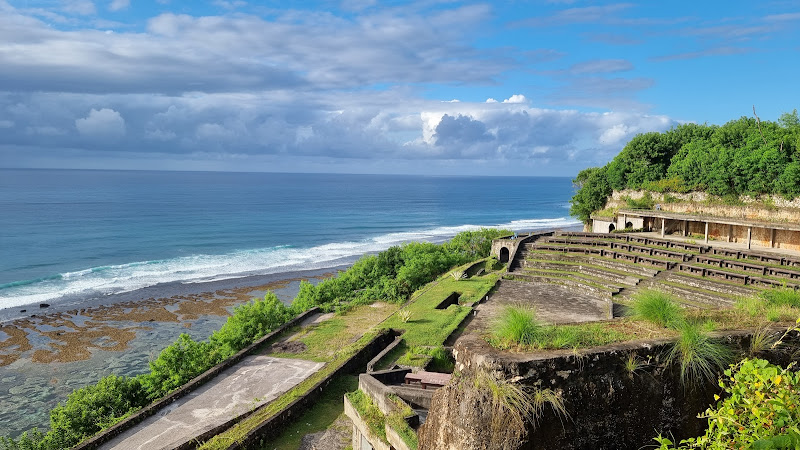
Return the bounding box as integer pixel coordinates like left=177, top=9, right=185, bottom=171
left=0, top=0, right=798, bottom=176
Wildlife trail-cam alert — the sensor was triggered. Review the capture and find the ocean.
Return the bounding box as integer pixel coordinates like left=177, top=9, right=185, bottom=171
left=0, top=169, right=579, bottom=312
left=0, top=168, right=580, bottom=436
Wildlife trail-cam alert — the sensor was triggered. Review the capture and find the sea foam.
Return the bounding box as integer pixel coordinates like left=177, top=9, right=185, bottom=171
left=0, top=217, right=579, bottom=310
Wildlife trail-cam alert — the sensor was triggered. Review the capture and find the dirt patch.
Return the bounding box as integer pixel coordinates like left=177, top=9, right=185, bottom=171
left=270, top=340, right=308, bottom=354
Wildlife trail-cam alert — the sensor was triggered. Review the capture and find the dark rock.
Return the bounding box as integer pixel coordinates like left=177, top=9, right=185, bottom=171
left=39, top=303, right=50, bottom=309
left=19, top=309, right=26, bottom=313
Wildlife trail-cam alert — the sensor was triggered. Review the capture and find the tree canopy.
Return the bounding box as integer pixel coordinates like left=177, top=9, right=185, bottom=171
left=570, top=112, right=800, bottom=223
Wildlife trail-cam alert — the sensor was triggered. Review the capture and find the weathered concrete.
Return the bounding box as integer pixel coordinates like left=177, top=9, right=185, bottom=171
left=472, top=280, right=609, bottom=327
left=420, top=330, right=800, bottom=450
left=102, top=356, right=324, bottom=450
left=75, top=308, right=322, bottom=450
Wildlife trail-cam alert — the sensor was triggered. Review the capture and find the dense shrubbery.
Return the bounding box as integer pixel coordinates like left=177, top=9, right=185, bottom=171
left=570, top=110, right=800, bottom=223
left=656, top=358, right=800, bottom=449
left=1, top=228, right=507, bottom=449
left=291, top=228, right=510, bottom=311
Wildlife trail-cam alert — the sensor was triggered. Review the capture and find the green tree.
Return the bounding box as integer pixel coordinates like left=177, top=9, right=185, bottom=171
left=569, top=166, right=612, bottom=224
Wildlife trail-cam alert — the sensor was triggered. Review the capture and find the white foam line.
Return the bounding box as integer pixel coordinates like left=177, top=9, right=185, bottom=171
left=0, top=217, right=580, bottom=309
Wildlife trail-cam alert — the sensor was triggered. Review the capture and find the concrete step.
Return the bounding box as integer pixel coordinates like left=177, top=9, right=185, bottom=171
left=523, top=251, right=659, bottom=278
left=518, top=267, right=625, bottom=291
left=662, top=272, right=758, bottom=297
left=639, top=279, right=733, bottom=308
left=520, top=261, right=642, bottom=286
left=506, top=272, right=620, bottom=297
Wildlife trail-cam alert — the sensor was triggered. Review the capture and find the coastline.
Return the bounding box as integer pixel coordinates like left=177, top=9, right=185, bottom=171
left=0, top=266, right=339, bottom=437
left=0, top=224, right=583, bottom=437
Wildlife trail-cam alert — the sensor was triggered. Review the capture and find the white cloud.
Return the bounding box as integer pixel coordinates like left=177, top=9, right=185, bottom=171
left=109, top=0, right=130, bottom=12
left=502, top=94, right=527, bottom=104
left=75, top=108, right=126, bottom=139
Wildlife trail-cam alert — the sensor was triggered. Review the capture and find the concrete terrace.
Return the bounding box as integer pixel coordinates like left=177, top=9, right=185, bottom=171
left=102, top=356, right=324, bottom=450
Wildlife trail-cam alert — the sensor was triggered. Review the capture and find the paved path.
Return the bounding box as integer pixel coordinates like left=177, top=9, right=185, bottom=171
left=102, top=356, right=324, bottom=450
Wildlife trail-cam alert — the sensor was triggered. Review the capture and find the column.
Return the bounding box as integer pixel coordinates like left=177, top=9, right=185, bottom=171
left=747, top=226, right=752, bottom=250
left=704, top=222, right=709, bottom=243
left=661, top=218, right=665, bottom=237
left=683, top=220, right=688, bottom=237
left=727, top=224, right=733, bottom=243
left=770, top=228, right=776, bottom=248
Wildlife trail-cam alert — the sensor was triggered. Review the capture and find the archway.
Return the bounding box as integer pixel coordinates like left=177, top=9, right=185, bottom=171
left=499, top=247, right=510, bottom=263
left=608, top=224, right=616, bottom=232
left=625, top=221, right=633, bottom=229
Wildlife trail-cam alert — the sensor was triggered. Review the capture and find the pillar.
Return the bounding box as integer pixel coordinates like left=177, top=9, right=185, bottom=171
left=661, top=218, right=665, bottom=237
left=704, top=222, right=709, bottom=243
left=747, top=226, right=752, bottom=250
left=727, top=224, right=733, bottom=243
left=770, top=228, right=776, bottom=248
left=683, top=220, right=688, bottom=237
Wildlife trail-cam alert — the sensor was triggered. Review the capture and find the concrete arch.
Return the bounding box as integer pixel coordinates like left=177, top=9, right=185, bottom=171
left=499, top=247, right=510, bottom=263
left=608, top=224, right=616, bottom=232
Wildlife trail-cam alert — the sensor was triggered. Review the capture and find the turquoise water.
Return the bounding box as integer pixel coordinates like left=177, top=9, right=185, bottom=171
left=0, top=169, right=579, bottom=310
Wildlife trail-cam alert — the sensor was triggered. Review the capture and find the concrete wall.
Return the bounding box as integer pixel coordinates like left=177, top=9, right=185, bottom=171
left=420, top=330, right=799, bottom=450
left=591, top=219, right=614, bottom=233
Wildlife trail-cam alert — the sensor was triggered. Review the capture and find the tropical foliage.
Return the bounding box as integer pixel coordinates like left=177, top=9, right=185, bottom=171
left=570, top=111, right=800, bottom=222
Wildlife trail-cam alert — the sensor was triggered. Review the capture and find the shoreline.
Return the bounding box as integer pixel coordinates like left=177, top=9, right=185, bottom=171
left=0, top=267, right=340, bottom=437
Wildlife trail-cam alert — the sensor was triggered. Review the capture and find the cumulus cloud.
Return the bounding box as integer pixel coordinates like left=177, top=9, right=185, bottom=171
left=75, top=108, right=126, bottom=139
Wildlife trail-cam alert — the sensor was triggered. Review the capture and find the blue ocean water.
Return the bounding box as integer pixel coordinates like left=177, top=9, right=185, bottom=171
left=0, top=169, right=579, bottom=310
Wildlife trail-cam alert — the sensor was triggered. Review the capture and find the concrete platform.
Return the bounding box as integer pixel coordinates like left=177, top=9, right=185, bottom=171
left=468, top=280, right=609, bottom=333
left=101, top=356, right=324, bottom=450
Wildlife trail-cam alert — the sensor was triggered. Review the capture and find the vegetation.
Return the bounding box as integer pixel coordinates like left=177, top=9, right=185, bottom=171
left=1, top=228, right=508, bottom=450
left=345, top=390, right=387, bottom=443
left=490, top=305, right=633, bottom=350
left=655, top=358, right=800, bottom=450
left=570, top=111, right=800, bottom=223
left=667, top=322, right=733, bottom=384
left=264, top=375, right=359, bottom=450
left=630, top=289, right=683, bottom=328
left=473, top=369, right=567, bottom=446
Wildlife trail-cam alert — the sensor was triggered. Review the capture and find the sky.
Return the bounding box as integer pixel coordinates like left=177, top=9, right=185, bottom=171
left=0, top=1, right=798, bottom=176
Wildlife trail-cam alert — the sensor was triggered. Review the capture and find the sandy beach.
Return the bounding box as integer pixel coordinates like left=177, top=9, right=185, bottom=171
left=0, top=267, right=337, bottom=437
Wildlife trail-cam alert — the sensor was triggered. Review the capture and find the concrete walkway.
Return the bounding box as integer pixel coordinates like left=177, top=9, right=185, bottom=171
left=102, top=356, right=324, bottom=450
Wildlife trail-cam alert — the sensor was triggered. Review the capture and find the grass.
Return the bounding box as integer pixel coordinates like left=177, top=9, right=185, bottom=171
left=667, top=321, right=733, bottom=384
left=345, top=390, right=387, bottom=443
left=734, top=287, right=800, bottom=324
left=378, top=266, right=499, bottom=368
left=262, top=374, right=358, bottom=450
left=473, top=369, right=567, bottom=442
left=271, top=302, right=398, bottom=361
left=492, top=306, right=540, bottom=346
left=629, top=290, right=684, bottom=328
left=490, top=305, right=635, bottom=350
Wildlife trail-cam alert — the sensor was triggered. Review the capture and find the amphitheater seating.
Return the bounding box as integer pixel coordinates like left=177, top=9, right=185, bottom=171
left=507, top=231, right=785, bottom=312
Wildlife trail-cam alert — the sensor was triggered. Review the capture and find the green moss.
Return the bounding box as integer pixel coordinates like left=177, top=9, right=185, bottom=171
left=345, top=390, right=387, bottom=443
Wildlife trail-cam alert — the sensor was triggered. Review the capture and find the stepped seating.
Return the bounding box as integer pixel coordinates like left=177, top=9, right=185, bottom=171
left=528, top=242, right=678, bottom=269
left=711, top=248, right=800, bottom=267
left=558, top=231, right=711, bottom=253
left=506, top=230, right=800, bottom=316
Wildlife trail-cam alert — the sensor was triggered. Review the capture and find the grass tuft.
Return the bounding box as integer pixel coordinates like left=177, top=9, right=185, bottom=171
left=493, top=306, right=541, bottom=346
left=668, top=322, right=732, bottom=385
left=630, top=289, right=683, bottom=328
